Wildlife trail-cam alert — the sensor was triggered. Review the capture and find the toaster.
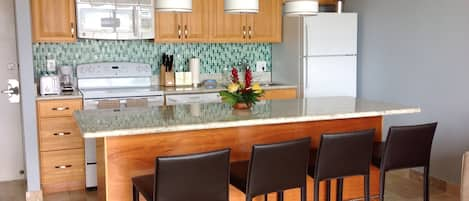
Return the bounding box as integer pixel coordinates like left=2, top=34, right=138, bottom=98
left=40, top=75, right=61, bottom=96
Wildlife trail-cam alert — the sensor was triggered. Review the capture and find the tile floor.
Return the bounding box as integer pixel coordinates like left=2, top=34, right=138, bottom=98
left=0, top=170, right=459, bottom=201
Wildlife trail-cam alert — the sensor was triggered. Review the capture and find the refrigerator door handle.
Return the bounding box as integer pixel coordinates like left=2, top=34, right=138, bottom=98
left=304, top=22, right=309, bottom=90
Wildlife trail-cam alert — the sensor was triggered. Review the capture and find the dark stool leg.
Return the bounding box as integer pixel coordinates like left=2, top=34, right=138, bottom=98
left=246, top=195, right=252, bottom=201
left=424, top=166, right=430, bottom=201
left=264, top=194, right=268, bottom=201
left=132, top=185, right=139, bottom=201
left=379, top=170, right=386, bottom=201
left=300, top=185, right=307, bottom=201
left=336, top=178, right=344, bottom=201
left=314, top=180, right=320, bottom=201
left=326, top=180, right=331, bottom=201
left=277, top=191, right=284, bottom=201
left=364, top=175, right=370, bottom=201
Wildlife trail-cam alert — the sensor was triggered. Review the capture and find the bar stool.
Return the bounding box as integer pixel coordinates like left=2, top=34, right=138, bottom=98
left=309, top=129, right=375, bottom=201
left=131, top=149, right=231, bottom=201
left=229, top=137, right=311, bottom=201
left=372, top=122, right=437, bottom=201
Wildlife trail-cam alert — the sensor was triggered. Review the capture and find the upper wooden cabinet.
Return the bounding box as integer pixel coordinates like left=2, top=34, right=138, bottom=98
left=31, top=0, right=77, bottom=43
left=155, top=0, right=210, bottom=42
left=246, top=0, right=282, bottom=43
left=209, top=0, right=282, bottom=43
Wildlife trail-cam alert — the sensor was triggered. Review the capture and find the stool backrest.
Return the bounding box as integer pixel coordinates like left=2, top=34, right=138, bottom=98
left=462, top=152, right=469, bottom=201
left=314, top=129, right=375, bottom=181
left=381, top=122, right=437, bottom=171
left=246, top=137, right=311, bottom=197
left=155, top=149, right=231, bottom=201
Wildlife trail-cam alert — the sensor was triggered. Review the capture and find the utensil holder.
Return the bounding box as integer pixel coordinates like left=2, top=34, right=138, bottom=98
left=160, top=64, right=175, bottom=87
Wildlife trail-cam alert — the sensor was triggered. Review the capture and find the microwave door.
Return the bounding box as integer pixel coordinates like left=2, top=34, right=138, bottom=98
left=77, top=3, right=117, bottom=39
left=137, top=6, right=154, bottom=39
left=114, top=5, right=136, bottom=39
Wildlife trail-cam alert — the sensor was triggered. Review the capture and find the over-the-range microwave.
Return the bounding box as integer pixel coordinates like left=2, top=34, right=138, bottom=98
left=76, top=0, right=154, bottom=40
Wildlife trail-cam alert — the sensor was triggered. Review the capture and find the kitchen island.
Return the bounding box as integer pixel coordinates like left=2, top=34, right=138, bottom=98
left=74, top=97, right=420, bottom=201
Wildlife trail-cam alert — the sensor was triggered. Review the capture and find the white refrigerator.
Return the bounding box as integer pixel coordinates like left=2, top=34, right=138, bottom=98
left=272, top=13, right=358, bottom=98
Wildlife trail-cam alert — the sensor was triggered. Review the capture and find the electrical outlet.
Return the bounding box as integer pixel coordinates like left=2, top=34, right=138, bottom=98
left=256, top=61, right=267, bottom=72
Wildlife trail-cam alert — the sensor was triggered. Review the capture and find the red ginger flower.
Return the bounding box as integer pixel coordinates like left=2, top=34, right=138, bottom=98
left=245, top=68, right=252, bottom=88
left=231, top=67, right=239, bottom=83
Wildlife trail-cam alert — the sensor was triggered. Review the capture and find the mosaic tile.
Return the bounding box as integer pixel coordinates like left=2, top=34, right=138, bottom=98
left=33, top=40, right=272, bottom=77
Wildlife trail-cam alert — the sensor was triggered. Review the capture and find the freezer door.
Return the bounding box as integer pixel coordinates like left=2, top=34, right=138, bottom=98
left=304, top=56, right=357, bottom=98
left=304, top=13, right=357, bottom=56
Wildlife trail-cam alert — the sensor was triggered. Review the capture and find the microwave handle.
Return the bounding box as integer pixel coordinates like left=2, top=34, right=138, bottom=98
left=132, top=6, right=138, bottom=37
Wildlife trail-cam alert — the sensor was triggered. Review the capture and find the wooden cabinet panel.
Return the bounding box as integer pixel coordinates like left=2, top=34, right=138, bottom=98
left=39, top=117, right=83, bottom=152
left=37, top=99, right=83, bottom=118
left=209, top=0, right=247, bottom=42
left=183, top=0, right=210, bottom=42
left=40, top=149, right=85, bottom=194
left=155, top=12, right=182, bottom=42
left=262, top=88, right=298, bottom=100
left=31, top=0, right=76, bottom=42
left=246, top=0, right=282, bottom=43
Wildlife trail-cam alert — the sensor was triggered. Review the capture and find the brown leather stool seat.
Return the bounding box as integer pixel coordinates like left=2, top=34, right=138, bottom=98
left=229, top=138, right=311, bottom=201
left=132, top=149, right=231, bottom=201
left=308, top=130, right=375, bottom=201
left=372, top=122, right=437, bottom=201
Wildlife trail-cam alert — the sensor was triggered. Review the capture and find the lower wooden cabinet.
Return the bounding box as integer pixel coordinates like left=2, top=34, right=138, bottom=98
left=37, top=98, right=84, bottom=194
left=262, top=88, right=298, bottom=100
left=40, top=149, right=85, bottom=194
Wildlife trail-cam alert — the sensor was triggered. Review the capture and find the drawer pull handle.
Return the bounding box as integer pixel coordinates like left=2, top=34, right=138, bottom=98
left=52, top=107, right=70, bottom=111
left=53, top=132, right=72, bottom=136
left=55, top=165, right=72, bottom=169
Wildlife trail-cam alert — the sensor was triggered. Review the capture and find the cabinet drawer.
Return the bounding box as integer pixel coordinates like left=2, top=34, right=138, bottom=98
left=40, top=149, right=85, bottom=194
left=37, top=99, right=82, bottom=118
left=39, top=117, right=83, bottom=151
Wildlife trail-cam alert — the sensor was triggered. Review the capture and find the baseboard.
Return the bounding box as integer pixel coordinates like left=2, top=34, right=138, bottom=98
left=408, top=169, right=460, bottom=195
left=26, top=190, right=43, bottom=201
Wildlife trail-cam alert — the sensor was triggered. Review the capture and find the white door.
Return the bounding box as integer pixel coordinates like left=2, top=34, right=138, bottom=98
left=0, top=0, right=25, bottom=181
left=304, top=13, right=358, bottom=56
left=304, top=56, right=357, bottom=98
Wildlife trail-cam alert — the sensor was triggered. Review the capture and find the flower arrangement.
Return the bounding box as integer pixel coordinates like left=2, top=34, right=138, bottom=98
left=220, top=67, right=264, bottom=109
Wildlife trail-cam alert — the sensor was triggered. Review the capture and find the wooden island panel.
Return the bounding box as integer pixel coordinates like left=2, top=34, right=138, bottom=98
left=98, top=116, right=383, bottom=201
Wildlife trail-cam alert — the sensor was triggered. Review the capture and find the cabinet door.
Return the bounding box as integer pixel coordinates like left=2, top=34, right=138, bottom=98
left=246, top=0, right=282, bottom=43
left=31, top=0, right=76, bottom=42
left=182, top=0, right=210, bottom=42
left=209, top=0, right=246, bottom=42
left=155, top=12, right=183, bottom=42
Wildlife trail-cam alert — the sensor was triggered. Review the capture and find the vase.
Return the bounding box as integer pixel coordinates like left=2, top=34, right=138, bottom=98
left=232, top=102, right=251, bottom=110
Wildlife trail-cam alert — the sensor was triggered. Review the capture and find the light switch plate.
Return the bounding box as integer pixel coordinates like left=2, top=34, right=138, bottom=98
left=256, top=61, right=267, bottom=72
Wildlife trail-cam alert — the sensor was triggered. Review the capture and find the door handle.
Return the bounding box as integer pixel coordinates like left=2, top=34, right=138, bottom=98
left=53, top=132, right=72, bottom=136
left=184, top=25, right=188, bottom=39
left=178, top=25, right=182, bottom=39
left=71, top=22, right=75, bottom=38
left=55, top=165, right=72, bottom=169
left=51, top=107, right=70, bottom=111
left=243, top=26, right=246, bottom=39
left=1, top=79, right=20, bottom=103
left=248, top=26, right=252, bottom=39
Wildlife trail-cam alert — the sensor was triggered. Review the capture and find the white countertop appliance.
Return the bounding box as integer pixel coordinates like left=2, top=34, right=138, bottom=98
left=77, top=62, right=164, bottom=189
left=76, top=0, right=154, bottom=40
left=40, top=74, right=61, bottom=96
left=272, top=13, right=358, bottom=98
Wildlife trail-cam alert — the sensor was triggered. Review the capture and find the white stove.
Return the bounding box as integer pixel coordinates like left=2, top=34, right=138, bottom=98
left=76, top=62, right=164, bottom=189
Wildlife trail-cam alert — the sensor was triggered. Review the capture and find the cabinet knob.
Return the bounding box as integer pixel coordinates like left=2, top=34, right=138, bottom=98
left=52, top=107, right=70, bottom=111
left=184, top=25, right=188, bottom=39
left=177, top=25, right=182, bottom=39
left=71, top=22, right=75, bottom=38
left=53, top=132, right=72, bottom=136
left=55, top=165, right=72, bottom=169
left=243, top=26, right=246, bottom=39
left=248, top=26, right=252, bottom=39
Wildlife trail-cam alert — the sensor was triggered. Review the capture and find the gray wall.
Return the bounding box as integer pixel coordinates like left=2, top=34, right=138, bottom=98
left=346, top=0, right=469, bottom=184
left=15, top=0, right=41, bottom=191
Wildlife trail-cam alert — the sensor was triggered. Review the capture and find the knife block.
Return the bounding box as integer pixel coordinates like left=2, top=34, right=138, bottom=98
left=160, top=65, right=175, bottom=87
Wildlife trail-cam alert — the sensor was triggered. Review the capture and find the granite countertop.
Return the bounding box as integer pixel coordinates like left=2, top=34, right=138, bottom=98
left=36, top=91, right=83, bottom=101
left=162, top=84, right=297, bottom=95
left=74, top=97, right=421, bottom=138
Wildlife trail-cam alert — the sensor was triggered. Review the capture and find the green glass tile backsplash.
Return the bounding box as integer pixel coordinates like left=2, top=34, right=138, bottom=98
left=33, top=40, right=272, bottom=76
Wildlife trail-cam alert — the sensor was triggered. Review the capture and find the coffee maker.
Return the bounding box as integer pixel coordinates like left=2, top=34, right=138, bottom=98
left=58, top=66, right=74, bottom=92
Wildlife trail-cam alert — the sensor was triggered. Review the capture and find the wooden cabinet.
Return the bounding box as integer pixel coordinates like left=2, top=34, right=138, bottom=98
left=155, top=0, right=210, bottom=42
left=210, top=0, right=282, bottom=43
left=246, top=0, right=282, bottom=43
left=37, top=99, right=84, bottom=194
left=261, top=88, right=298, bottom=100
left=31, top=0, right=77, bottom=42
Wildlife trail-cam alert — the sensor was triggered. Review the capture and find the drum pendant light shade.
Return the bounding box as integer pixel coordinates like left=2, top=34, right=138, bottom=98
left=224, top=0, right=259, bottom=14
left=155, top=0, right=192, bottom=12
left=284, top=0, right=319, bottom=16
